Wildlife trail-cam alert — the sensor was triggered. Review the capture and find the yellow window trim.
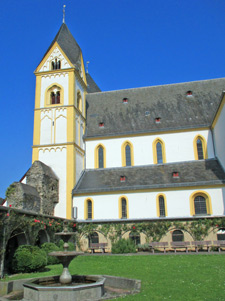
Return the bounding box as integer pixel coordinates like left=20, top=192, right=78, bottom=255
left=121, top=140, right=134, bottom=167
left=118, top=195, right=129, bottom=219
left=84, top=198, right=94, bottom=220
left=94, top=144, right=106, bottom=168
left=189, top=191, right=213, bottom=216
left=44, top=83, right=64, bottom=107
left=152, top=138, right=167, bottom=164
left=193, top=134, right=208, bottom=160
left=156, top=193, right=168, bottom=217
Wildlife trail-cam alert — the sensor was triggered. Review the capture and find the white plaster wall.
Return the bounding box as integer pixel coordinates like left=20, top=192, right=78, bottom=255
left=40, top=73, right=69, bottom=108
left=86, top=130, right=214, bottom=169
left=55, top=108, right=67, bottom=143
left=213, top=103, right=225, bottom=170
left=73, top=187, right=224, bottom=220
left=39, top=47, right=70, bottom=72
left=39, top=147, right=67, bottom=218
left=76, top=151, right=84, bottom=184
left=40, top=113, right=52, bottom=145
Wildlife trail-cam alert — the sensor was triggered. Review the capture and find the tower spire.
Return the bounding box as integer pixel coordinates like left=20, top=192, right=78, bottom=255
left=63, top=5, right=66, bottom=23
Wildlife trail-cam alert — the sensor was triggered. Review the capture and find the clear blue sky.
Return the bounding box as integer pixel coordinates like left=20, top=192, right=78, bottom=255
left=1, top=0, right=225, bottom=198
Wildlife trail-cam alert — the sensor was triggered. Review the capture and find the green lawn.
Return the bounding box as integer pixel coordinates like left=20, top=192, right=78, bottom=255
left=2, top=254, right=225, bottom=300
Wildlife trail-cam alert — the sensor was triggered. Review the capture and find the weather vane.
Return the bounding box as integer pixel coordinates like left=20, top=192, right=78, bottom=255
left=63, top=5, right=66, bottom=23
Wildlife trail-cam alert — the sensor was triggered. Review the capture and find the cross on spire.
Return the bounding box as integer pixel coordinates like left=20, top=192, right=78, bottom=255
left=63, top=5, right=66, bottom=23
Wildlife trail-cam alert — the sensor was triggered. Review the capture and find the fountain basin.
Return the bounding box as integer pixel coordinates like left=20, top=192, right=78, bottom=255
left=23, top=275, right=105, bottom=301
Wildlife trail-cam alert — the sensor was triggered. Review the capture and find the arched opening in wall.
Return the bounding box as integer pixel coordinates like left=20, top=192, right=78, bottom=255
left=121, top=197, right=127, bottom=219
left=193, top=135, right=207, bottom=160
left=51, top=58, right=61, bottom=70
left=88, top=232, right=99, bottom=247
left=121, top=141, right=134, bottom=167
left=35, top=230, right=49, bottom=247
left=95, top=144, right=106, bottom=169
left=5, top=229, right=27, bottom=273
left=46, top=84, right=63, bottom=105
left=172, top=230, right=184, bottom=242
left=129, top=231, right=140, bottom=245
left=153, top=138, right=166, bottom=164
left=217, top=228, right=225, bottom=241
left=194, top=195, right=207, bottom=215
left=77, top=92, right=82, bottom=112
left=125, top=144, right=131, bottom=166
left=156, top=142, right=163, bottom=164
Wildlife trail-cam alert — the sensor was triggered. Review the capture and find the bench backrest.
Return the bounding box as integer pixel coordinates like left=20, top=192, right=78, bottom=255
left=171, top=241, right=190, bottom=246
left=192, top=241, right=211, bottom=246
left=149, top=242, right=168, bottom=247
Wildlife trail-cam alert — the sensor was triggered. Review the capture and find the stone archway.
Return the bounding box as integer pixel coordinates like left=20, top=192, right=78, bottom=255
left=35, top=230, right=49, bottom=247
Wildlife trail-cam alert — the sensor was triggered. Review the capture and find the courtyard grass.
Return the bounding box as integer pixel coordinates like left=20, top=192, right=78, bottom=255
left=2, top=254, right=225, bottom=300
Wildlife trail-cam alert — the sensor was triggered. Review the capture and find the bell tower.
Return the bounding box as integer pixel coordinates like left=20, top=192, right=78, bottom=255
left=32, top=23, right=87, bottom=218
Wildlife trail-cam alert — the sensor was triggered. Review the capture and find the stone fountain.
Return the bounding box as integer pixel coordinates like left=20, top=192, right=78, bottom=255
left=23, top=223, right=106, bottom=301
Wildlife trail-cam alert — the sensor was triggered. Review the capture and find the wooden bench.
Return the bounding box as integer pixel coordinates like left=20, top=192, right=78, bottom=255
left=213, top=240, right=225, bottom=252
left=171, top=241, right=190, bottom=253
left=191, top=241, right=211, bottom=253
left=149, top=242, right=168, bottom=254
left=90, top=243, right=108, bottom=253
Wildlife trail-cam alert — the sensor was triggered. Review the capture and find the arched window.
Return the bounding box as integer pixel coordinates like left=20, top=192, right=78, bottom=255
left=119, top=196, right=129, bottom=219
left=156, top=142, right=163, bottom=163
left=172, top=230, right=184, bottom=242
left=125, top=144, right=131, bottom=166
left=121, top=141, right=134, bottom=167
left=156, top=194, right=168, bottom=217
left=88, top=232, right=99, bottom=247
left=46, top=84, right=63, bottom=106
left=95, top=144, right=106, bottom=168
left=98, top=147, right=104, bottom=168
left=153, top=138, right=166, bottom=164
left=194, top=196, right=207, bottom=215
left=193, top=135, right=207, bottom=160
left=51, top=58, right=61, bottom=70
left=77, top=92, right=82, bottom=111
left=129, top=232, right=140, bottom=245
left=84, top=198, right=94, bottom=220
left=189, top=191, right=212, bottom=216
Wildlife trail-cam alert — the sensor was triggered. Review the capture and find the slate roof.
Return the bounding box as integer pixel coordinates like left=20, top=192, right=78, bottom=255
left=39, top=23, right=82, bottom=68
left=85, top=78, right=225, bottom=138
left=0, top=198, right=5, bottom=205
left=86, top=73, right=101, bottom=93
left=73, top=159, right=225, bottom=195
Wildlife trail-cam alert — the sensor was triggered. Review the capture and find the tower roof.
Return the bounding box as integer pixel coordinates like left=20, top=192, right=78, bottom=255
left=41, top=23, right=82, bottom=67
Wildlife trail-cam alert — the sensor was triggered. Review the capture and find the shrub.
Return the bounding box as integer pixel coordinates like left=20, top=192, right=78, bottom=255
left=111, top=238, right=136, bottom=254
left=58, top=239, right=75, bottom=251
left=12, top=245, right=47, bottom=273
left=41, top=242, right=60, bottom=265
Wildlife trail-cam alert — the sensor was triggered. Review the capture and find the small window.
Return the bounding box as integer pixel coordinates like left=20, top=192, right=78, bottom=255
left=186, top=90, right=193, bottom=97
left=159, top=196, right=166, bottom=217
left=123, top=98, right=128, bottom=103
left=129, top=232, right=140, bottom=245
left=194, top=196, right=207, bottom=215
left=121, top=198, right=127, bottom=219
left=120, top=176, right=126, bottom=182
left=99, top=122, right=104, bottom=128
left=87, top=200, right=92, bottom=219
left=172, top=230, right=184, bottom=242
left=145, top=111, right=150, bottom=116
left=125, top=144, right=131, bottom=166
left=172, top=172, right=179, bottom=178
left=155, top=117, right=161, bottom=123
left=217, top=229, right=225, bottom=241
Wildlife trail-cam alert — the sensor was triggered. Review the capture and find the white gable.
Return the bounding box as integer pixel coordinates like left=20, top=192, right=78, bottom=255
left=39, top=46, right=71, bottom=72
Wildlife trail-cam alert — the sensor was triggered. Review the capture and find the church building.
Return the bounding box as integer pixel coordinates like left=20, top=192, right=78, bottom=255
left=19, top=22, right=225, bottom=249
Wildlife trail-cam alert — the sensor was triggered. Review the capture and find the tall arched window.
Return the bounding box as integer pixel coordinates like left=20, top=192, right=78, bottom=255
left=76, top=92, right=82, bottom=112
left=84, top=198, right=94, bottom=220
left=125, top=144, right=131, bottom=166
left=172, top=230, right=184, bottom=242
left=193, top=135, right=207, bottom=160
left=189, top=191, right=212, bottom=216
left=156, top=142, right=163, bottom=164
left=121, top=141, right=134, bottom=167
left=119, top=196, right=129, bottom=219
left=95, top=144, right=106, bottom=168
left=153, top=138, right=166, bottom=164
left=156, top=193, right=168, bottom=217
